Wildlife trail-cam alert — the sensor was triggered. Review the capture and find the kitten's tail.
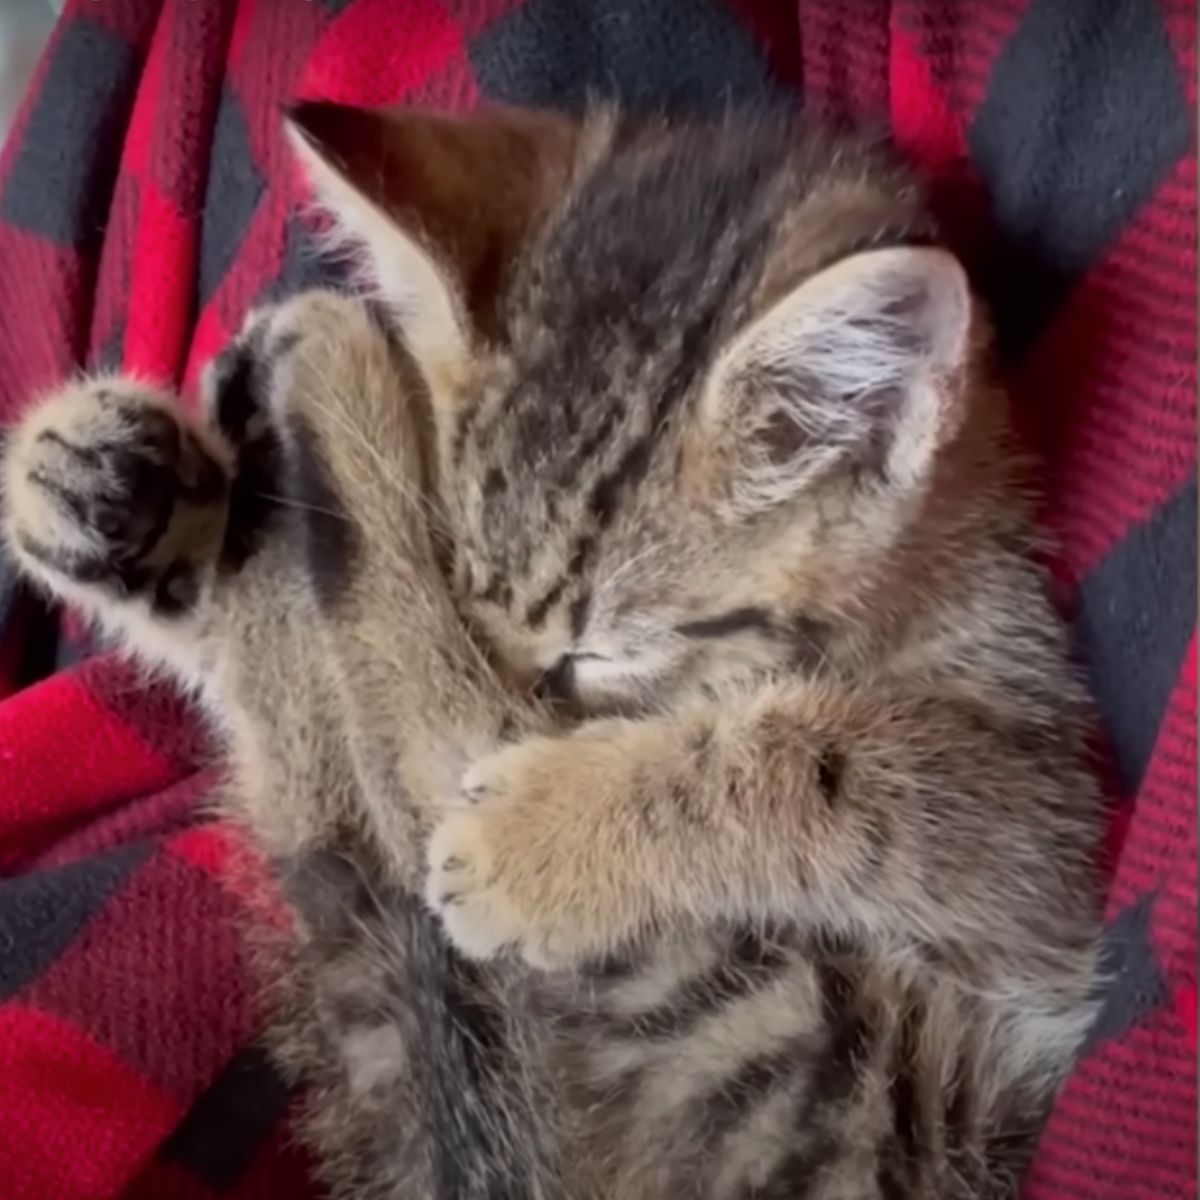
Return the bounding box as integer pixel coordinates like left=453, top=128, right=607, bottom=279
left=267, top=848, right=560, bottom=1200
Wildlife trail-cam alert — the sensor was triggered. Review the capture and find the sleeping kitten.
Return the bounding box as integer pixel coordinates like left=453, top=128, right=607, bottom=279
left=3, top=103, right=1104, bottom=1199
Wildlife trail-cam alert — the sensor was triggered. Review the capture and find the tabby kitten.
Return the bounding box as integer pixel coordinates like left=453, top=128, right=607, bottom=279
left=3, top=102, right=1103, bottom=1200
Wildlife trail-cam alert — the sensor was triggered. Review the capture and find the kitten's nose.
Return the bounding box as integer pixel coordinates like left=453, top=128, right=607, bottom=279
left=535, top=655, right=577, bottom=704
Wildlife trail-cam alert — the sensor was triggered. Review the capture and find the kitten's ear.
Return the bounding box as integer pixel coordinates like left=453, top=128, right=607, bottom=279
left=700, top=246, right=972, bottom=510
left=284, top=101, right=579, bottom=388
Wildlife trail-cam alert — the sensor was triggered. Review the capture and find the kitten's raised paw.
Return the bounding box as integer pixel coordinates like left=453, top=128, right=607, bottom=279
left=3, top=378, right=230, bottom=613
left=210, top=291, right=382, bottom=422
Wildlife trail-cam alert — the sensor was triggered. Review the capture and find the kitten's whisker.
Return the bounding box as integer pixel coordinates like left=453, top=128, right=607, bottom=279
left=298, top=375, right=451, bottom=537
left=254, top=490, right=353, bottom=523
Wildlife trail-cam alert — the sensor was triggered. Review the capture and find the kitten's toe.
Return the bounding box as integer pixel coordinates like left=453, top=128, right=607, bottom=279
left=426, top=812, right=525, bottom=961
left=426, top=803, right=599, bottom=970
left=3, top=379, right=230, bottom=610
left=458, top=758, right=508, bottom=807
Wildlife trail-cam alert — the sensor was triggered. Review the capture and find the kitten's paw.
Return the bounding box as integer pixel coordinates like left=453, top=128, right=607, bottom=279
left=211, top=291, right=380, bottom=419
left=203, top=291, right=370, bottom=437
left=3, top=378, right=230, bottom=612
left=426, top=808, right=536, bottom=963
left=425, top=742, right=642, bottom=969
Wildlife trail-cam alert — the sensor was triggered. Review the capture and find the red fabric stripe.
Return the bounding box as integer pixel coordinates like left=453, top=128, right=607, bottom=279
left=25, top=850, right=260, bottom=1105
left=182, top=307, right=234, bottom=392
left=889, top=22, right=967, bottom=171
left=300, top=0, right=469, bottom=106
left=166, top=821, right=293, bottom=931
left=123, top=180, right=195, bottom=383
left=0, top=229, right=90, bottom=417
left=88, top=170, right=139, bottom=366
left=900, top=0, right=1022, bottom=116
left=798, top=1, right=890, bottom=119
left=1028, top=1012, right=1198, bottom=1200
left=1016, top=187, right=1197, bottom=578
left=1175, top=981, right=1198, bottom=1051
left=31, top=771, right=211, bottom=873
left=183, top=186, right=290, bottom=383
left=0, top=1003, right=179, bottom=1200
left=120, top=6, right=166, bottom=180
left=0, top=671, right=177, bottom=871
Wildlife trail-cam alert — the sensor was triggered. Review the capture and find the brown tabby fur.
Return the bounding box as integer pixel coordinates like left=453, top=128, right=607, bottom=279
left=3, top=102, right=1104, bottom=1199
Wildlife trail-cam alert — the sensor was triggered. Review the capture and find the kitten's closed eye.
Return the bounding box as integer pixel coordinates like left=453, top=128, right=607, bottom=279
left=675, top=607, right=774, bottom=640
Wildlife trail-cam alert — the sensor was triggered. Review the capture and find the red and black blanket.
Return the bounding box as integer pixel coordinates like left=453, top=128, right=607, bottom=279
left=0, top=2, right=1194, bottom=1197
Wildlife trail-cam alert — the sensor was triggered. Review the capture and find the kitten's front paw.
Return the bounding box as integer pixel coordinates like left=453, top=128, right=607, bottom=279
left=425, top=740, right=644, bottom=969
left=3, top=379, right=230, bottom=612
left=426, top=807, right=538, bottom=963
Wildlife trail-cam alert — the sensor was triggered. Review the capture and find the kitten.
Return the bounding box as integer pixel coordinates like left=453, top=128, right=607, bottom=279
left=3, top=103, right=1104, bottom=1199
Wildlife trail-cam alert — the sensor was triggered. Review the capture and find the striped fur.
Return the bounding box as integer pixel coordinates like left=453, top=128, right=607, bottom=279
left=2, top=106, right=1105, bottom=1199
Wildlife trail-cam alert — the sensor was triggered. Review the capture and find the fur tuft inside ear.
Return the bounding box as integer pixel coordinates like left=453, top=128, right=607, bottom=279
left=703, top=246, right=972, bottom=511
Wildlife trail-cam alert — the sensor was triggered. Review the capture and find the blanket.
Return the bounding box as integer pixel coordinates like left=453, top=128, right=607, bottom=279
left=0, top=2, right=1194, bottom=1197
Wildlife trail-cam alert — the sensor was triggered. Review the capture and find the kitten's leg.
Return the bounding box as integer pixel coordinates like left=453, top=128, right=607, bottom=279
left=3, top=376, right=235, bottom=685
left=1, top=303, right=516, bottom=1200
left=0, top=315, right=362, bottom=856
left=426, top=680, right=1102, bottom=974
left=251, top=291, right=542, bottom=839
left=217, top=292, right=560, bottom=1198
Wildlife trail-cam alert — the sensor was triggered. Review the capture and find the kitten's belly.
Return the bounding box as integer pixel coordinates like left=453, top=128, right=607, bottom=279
left=539, top=926, right=1030, bottom=1200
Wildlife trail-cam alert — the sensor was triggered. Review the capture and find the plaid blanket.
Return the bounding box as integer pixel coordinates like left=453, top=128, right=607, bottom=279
left=0, top=2, right=1194, bottom=1197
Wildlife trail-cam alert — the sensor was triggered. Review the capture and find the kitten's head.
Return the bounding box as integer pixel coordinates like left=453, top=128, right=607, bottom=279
left=288, top=103, right=985, bottom=710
